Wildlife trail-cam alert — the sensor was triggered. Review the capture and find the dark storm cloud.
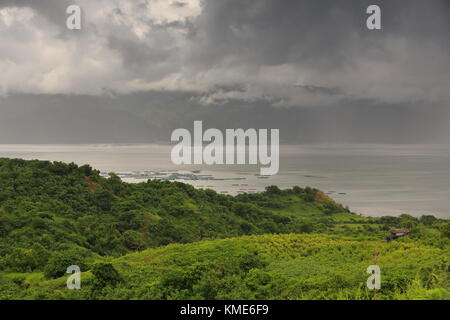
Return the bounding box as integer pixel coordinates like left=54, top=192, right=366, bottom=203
left=190, top=0, right=449, bottom=68
left=294, top=85, right=341, bottom=96
left=191, top=0, right=363, bottom=69
left=0, top=0, right=448, bottom=103
left=191, top=0, right=449, bottom=104
left=0, top=0, right=449, bottom=143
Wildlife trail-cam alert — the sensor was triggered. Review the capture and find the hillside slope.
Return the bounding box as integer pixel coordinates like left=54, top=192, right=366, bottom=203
left=0, top=157, right=357, bottom=271
left=0, top=158, right=448, bottom=300
left=3, top=234, right=449, bottom=300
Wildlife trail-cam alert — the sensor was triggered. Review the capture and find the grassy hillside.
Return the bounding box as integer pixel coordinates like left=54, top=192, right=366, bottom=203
left=2, top=234, right=449, bottom=300
left=0, top=158, right=448, bottom=300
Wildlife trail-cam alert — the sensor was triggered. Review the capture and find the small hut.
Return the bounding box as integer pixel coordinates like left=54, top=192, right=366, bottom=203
left=389, top=229, right=411, bottom=239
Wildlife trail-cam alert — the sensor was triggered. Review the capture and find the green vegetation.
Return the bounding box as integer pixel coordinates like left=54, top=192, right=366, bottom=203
left=0, top=158, right=448, bottom=300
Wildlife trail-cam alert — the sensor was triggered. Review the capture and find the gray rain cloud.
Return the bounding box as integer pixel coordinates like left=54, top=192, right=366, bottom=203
left=0, top=0, right=449, bottom=143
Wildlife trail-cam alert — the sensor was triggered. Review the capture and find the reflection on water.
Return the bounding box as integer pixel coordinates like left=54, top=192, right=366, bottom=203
left=0, top=144, right=449, bottom=218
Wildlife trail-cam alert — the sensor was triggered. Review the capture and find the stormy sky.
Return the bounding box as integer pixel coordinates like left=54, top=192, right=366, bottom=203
left=0, top=0, right=449, bottom=143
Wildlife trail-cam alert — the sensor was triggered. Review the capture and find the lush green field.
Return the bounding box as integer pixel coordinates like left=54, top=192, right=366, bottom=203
left=0, top=158, right=448, bottom=300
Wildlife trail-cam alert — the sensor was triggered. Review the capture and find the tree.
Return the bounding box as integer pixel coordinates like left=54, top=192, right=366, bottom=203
left=265, top=185, right=281, bottom=195
left=299, top=222, right=313, bottom=233
left=91, top=263, right=123, bottom=288
left=123, top=230, right=144, bottom=251
left=44, top=250, right=88, bottom=279
left=94, top=188, right=115, bottom=211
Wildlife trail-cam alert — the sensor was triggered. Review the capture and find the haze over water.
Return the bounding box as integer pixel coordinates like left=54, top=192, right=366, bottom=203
left=0, top=144, right=449, bottom=219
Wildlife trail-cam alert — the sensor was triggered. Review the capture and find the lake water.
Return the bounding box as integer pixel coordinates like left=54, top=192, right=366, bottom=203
left=0, top=144, right=449, bottom=219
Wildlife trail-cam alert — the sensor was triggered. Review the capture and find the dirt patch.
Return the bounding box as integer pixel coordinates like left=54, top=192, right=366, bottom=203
left=139, top=252, right=165, bottom=263
left=84, top=176, right=100, bottom=192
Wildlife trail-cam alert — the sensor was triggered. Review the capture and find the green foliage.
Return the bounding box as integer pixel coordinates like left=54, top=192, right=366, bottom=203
left=265, top=185, right=282, bottom=195
left=123, top=230, right=144, bottom=251
left=0, top=245, right=49, bottom=272
left=91, top=263, right=123, bottom=288
left=44, top=250, right=89, bottom=279
left=11, top=234, right=448, bottom=300
left=0, top=158, right=448, bottom=300
left=0, top=157, right=365, bottom=269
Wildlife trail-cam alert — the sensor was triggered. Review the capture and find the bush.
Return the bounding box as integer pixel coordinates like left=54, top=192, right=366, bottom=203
left=44, top=250, right=88, bottom=279
left=91, top=263, right=123, bottom=288
left=265, top=185, right=281, bottom=195
left=123, top=230, right=144, bottom=251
